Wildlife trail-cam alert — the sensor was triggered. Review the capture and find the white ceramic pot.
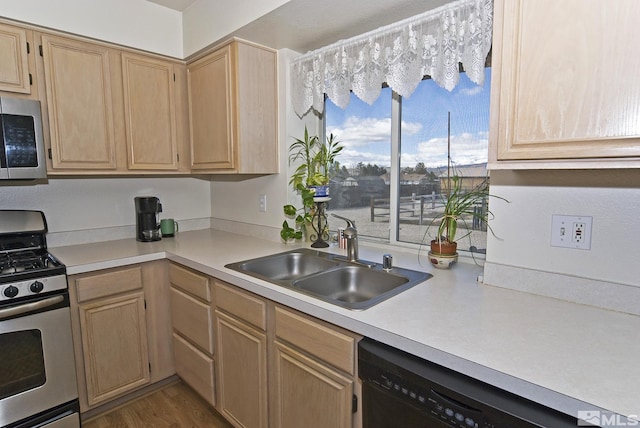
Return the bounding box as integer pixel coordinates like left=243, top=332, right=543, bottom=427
left=428, top=251, right=458, bottom=269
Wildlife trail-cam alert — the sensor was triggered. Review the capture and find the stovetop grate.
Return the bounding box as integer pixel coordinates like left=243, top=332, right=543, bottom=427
left=0, top=251, right=59, bottom=275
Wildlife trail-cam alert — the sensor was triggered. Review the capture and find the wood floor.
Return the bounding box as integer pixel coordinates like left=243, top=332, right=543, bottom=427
left=83, top=381, right=233, bottom=428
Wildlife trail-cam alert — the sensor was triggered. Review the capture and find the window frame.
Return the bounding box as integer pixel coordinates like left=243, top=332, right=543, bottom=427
left=322, top=73, right=490, bottom=258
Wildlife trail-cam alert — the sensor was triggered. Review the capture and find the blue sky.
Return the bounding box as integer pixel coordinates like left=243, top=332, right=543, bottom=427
left=325, top=68, right=492, bottom=169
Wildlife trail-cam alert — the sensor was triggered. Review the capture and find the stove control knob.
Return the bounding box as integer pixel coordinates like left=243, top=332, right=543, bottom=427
left=30, top=281, right=44, bottom=293
left=4, top=285, right=19, bottom=298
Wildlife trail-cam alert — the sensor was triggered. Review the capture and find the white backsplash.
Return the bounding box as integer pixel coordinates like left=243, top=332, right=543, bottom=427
left=0, top=176, right=212, bottom=246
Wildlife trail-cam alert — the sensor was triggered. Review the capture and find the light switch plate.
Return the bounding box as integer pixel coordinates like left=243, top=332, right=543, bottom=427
left=258, top=194, right=267, bottom=212
left=551, top=215, right=592, bottom=250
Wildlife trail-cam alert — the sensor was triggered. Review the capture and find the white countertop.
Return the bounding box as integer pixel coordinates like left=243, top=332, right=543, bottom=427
left=51, top=229, right=640, bottom=422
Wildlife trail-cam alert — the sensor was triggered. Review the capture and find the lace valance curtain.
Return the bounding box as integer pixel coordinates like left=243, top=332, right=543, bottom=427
left=290, top=0, right=493, bottom=116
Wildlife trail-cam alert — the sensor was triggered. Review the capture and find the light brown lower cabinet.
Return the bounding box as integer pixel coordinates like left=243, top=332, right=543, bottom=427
left=272, top=341, right=354, bottom=428
left=272, top=305, right=359, bottom=428
left=78, top=291, right=150, bottom=407
left=68, top=261, right=174, bottom=412
left=169, top=263, right=216, bottom=406
left=215, top=310, right=268, bottom=427
left=168, top=262, right=362, bottom=428
left=172, top=332, right=215, bottom=405
left=214, top=279, right=268, bottom=428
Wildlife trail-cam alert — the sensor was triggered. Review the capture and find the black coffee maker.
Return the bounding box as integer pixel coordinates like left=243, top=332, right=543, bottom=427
left=134, top=196, right=162, bottom=242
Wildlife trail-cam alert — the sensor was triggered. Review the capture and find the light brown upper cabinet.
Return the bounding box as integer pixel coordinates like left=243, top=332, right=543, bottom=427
left=0, top=22, right=32, bottom=95
left=489, top=0, right=640, bottom=169
left=187, top=39, right=278, bottom=174
left=40, top=34, right=121, bottom=170
left=40, top=31, right=190, bottom=174
left=122, top=52, right=182, bottom=170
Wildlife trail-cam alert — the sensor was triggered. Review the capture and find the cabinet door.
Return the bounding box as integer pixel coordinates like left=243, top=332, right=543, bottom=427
left=0, top=23, right=31, bottom=94
left=273, top=341, right=353, bottom=428
left=79, top=291, right=150, bottom=406
left=215, top=310, right=268, bottom=428
left=491, top=0, right=640, bottom=163
left=187, top=45, right=235, bottom=170
left=41, top=34, right=118, bottom=169
left=122, top=52, right=178, bottom=170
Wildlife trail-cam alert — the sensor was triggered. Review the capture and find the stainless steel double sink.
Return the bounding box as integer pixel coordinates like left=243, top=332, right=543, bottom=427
left=225, top=248, right=432, bottom=310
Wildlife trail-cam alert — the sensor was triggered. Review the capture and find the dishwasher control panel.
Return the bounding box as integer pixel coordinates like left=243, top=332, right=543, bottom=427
left=368, top=370, right=485, bottom=428
left=359, top=338, right=578, bottom=428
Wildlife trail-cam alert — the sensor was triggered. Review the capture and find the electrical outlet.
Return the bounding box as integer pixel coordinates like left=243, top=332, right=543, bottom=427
left=551, top=215, right=592, bottom=250
left=258, top=194, right=267, bottom=212
left=572, top=222, right=586, bottom=243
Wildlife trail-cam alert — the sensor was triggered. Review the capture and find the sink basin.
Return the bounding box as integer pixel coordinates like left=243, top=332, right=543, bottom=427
left=230, top=251, right=340, bottom=282
left=225, top=248, right=431, bottom=310
left=292, top=265, right=411, bottom=309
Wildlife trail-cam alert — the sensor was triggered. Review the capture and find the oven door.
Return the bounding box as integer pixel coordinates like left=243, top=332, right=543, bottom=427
left=0, top=293, right=79, bottom=427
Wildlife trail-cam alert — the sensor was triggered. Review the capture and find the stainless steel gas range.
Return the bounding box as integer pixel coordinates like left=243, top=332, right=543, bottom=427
left=0, top=210, right=80, bottom=428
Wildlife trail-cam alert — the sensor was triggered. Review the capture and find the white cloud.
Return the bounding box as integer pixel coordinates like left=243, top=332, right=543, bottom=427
left=459, top=86, right=484, bottom=96
left=415, top=132, right=488, bottom=167
left=401, top=120, right=422, bottom=135
left=328, top=115, right=486, bottom=169
left=328, top=116, right=391, bottom=149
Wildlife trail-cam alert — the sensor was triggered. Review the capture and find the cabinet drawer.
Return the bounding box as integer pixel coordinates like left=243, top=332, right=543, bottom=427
left=173, top=333, right=215, bottom=407
left=75, top=266, right=142, bottom=303
left=274, top=306, right=355, bottom=375
left=170, top=287, right=214, bottom=354
left=214, top=280, right=266, bottom=331
left=169, top=263, right=210, bottom=302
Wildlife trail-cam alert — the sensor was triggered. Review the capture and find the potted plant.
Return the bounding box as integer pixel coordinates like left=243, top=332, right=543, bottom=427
left=281, top=127, right=343, bottom=242
left=427, top=174, right=507, bottom=268
left=288, top=128, right=343, bottom=197
left=307, top=132, right=343, bottom=197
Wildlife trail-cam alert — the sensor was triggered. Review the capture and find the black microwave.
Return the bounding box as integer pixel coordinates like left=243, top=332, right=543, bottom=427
left=0, top=97, right=46, bottom=180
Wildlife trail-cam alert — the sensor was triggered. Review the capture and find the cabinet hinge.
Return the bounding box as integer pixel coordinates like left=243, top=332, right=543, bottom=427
left=176, top=153, right=179, bottom=162
left=352, top=394, right=358, bottom=413
left=144, top=299, right=147, bottom=309
left=173, top=73, right=176, bottom=82
left=26, top=42, right=30, bottom=54
left=48, top=148, right=52, bottom=159
left=29, top=73, right=32, bottom=86
left=39, top=45, right=43, bottom=57
left=149, top=362, right=151, bottom=372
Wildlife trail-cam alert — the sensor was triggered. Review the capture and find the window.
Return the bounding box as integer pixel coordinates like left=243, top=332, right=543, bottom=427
left=325, top=69, right=491, bottom=253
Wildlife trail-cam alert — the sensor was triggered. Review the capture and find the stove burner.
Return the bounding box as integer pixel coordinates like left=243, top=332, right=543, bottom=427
left=0, top=210, right=68, bottom=302
left=0, top=251, right=59, bottom=277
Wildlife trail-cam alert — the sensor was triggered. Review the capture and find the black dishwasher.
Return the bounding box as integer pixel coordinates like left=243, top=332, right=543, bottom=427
left=358, top=338, right=577, bottom=428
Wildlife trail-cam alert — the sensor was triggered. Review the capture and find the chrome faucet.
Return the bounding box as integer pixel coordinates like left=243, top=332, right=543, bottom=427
left=332, top=214, right=358, bottom=262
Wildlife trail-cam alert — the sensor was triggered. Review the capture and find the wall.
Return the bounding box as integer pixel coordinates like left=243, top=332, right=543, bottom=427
left=182, top=0, right=290, bottom=56
left=0, top=177, right=212, bottom=247
left=484, top=169, right=640, bottom=315
left=0, top=0, right=294, bottom=58
left=0, top=0, right=183, bottom=57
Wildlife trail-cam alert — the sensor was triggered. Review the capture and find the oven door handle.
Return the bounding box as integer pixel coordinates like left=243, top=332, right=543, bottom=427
left=0, top=295, right=64, bottom=320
